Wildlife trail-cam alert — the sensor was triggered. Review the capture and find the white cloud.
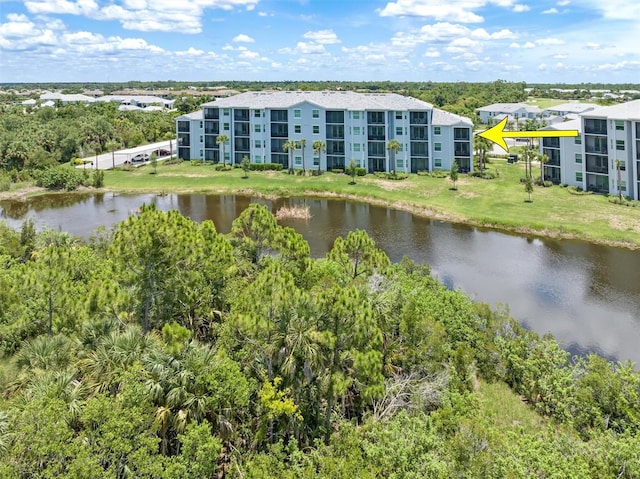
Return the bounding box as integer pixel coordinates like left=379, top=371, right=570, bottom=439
left=176, top=47, right=204, bottom=56
left=232, top=33, right=255, bottom=43
left=580, top=0, right=640, bottom=20
left=512, top=4, right=529, bottom=12
left=302, top=29, right=340, bottom=44
left=557, top=0, right=570, bottom=5
left=279, top=41, right=327, bottom=55
left=378, top=0, right=485, bottom=23
left=523, top=41, right=535, bottom=48
left=424, top=48, right=440, bottom=57
left=536, top=37, right=564, bottom=45
left=23, top=0, right=261, bottom=34
left=238, top=49, right=260, bottom=59
left=445, top=37, right=480, bottom=53
left=553, top=53, right=568, bottom=59
left=542, top=7, right=558, bottom=14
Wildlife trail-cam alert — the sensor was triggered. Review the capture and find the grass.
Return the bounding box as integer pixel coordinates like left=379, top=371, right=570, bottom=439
left=93, top=160, right=640, bottom=249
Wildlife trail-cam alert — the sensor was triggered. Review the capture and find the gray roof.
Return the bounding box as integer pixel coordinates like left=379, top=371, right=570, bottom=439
left=177, top=110, right=203, bottom=120
left=96, top=95, right=174, bottom=106
left=39, top=92, right=95, bottom=102
left=476, top=102, right=538, bottom=113
left=432, top=108, right=473, bottom=127
left=544, top=102, right=599, bottom=114
left=583, top=99, right=640, bottom=120
left=202, top=91, right=433, bottom=111
left=542, top=118, right=581, bottom=131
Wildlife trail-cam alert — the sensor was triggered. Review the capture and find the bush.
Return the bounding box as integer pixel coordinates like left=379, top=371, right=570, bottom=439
left=35, top=165, right=85, bottom=191
left=535, top=178, right=553, bottom=187
left=295, top=169, right=305, bottom=176
left=311, top=169, right=324, bottom=176
left=567, top=186, right=592, bottom=195
left=355, top=167, right=367, bottom=176
left=190, top=159, right=204, bottom=166
left=330, top=168, right=344, bottom=174
left=470, top=170, right=498, bottom=180
left=374, top=172, right=409, bottom=180
left=214, top=164, right=233, bottom=171
left=92, top=170, right=104, bottom=188
left=247, top=163, right=283, bottom=171
left=0, top=174, right=11, bottom=192
left=163, top=157, right=183, bottom=166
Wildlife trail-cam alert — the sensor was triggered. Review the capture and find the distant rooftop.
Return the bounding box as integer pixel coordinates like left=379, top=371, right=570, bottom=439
left=476, top=103, right=541, bottom=113
left=202, top=91, right=433, bottom=111
left=432, top=108, right=473, bottom=126
left=544, top=102, right=599, bottom=114
left=584, top=99, right=640, bottom=120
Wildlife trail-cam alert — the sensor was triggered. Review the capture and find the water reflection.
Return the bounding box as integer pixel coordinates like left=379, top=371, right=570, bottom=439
left=1, top=192, right=639, bottom=364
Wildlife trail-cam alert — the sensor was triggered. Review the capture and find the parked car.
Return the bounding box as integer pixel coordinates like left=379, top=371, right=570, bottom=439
left=132, top=153, right=150, bottom=163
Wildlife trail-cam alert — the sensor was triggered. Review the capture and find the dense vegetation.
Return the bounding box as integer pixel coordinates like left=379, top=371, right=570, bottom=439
left=0, top=102, right=176, bottom=178
left=0, top=205, right=639, bottom=477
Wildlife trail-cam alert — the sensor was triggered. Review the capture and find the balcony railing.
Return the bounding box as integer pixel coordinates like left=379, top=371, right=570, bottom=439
left=586, top=164, right=608, bottom=174
left=585, top=146, right=608, bottom=155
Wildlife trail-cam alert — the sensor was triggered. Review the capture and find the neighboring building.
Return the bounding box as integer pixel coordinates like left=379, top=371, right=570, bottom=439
left=176, top=91, right=473, bottom=173
left=543, top=102, right=599, bottom=117
left=540, top=118, right=583, bottom=187
left=176, top=110, right=204, bottom=161
left=95, top=95, right=175, bottom=109
left=539, top=99, right=640, bottom=200
left=39, top=92, right=96, bottom=104
left=476, top=103, right=543, bottom=124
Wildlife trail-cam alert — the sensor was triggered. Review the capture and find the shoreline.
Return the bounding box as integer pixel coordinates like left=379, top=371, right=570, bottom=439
left=2, top=183, right=638, bottom=250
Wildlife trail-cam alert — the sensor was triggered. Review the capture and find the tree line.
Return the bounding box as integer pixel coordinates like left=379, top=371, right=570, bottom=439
left=0, top=205, right=639, bottom=477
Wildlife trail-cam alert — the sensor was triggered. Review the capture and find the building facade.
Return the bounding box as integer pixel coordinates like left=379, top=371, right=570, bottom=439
left=176, top=111, right=204, bottom=161
left=176, top=91, right=473, bottom=173
left=540, top=100, right=640, bottom=200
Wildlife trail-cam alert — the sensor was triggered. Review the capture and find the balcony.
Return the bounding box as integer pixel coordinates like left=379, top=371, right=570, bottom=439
left=177, top=121, right=190, bottom=133
left=204, top=122, right=219, bottom=135
left=586, top=164, right=608, bottom=174
left=585, top=145, right=608, bottom=155
left=454, top=142, right=470, bottom=157
left=204, top=108, right=219, bottom=120
left=584, top=119, right=607, bottom=135
left=409, top=112, right=428, bottom=124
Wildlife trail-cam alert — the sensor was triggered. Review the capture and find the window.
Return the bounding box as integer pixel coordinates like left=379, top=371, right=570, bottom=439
left=313, top=125, right=320, bottom=134
left=200, top=135, right=203, bottom=143
left=352, top=111, right=360, bottom=120
left=223, top=122, right=230, bottom=131
left=254, top=109, right=261, bottom=117
left=616, top=140, right=625, bottom=150
left=398, top=144, right=403, bottom=152
left=434, top=158, right=442, bottom=168
left=396, top=126, right=403, bottom=136
left=620, top=180, right=627, bottom=191
left=575, top=153, right=583, bottom=163
left=313, top=156, right=319, bottom=166
left=353, top=143, right=361, bottom=152
left=255, top=155, right=262, bottom=163
left=576, top=172, right=583, bottom=182
left=618, top=160, right=626, bottom=171
left=353, top=126, right=361, bottom=135
left=200, top=121, right=203, bottom=128
left=312, top=109, right=319, bottom=118
left=396, top=159, right=404, bottom=168
left=575, top=134, right=582, bottom=145
left=434, top=126, right=441, bottom=135
left=255, top=140, right=262, bottom=148
left=294, top=109, right=301, bottom=118
left=294, top=125, right=301, bottom=134
left=396, top=111, right=402, bottom=120
left=295, top=156, right=302, bottom=166
left=223, top=108, right=230, bottom=116
left=615, top=120, right=624, bottom=131
left=254, top=124, right=261, bottom=133
left=434, top=142, right=442, bottom=151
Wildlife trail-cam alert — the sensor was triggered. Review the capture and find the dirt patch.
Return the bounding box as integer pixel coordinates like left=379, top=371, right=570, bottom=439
left=0, top=186, right=46, bottom=201
left=609, top=216, right=640, bottom=233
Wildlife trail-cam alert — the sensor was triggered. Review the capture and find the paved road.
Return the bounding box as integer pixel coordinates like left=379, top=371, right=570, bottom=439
left=77, top=140, right=176, bottom=170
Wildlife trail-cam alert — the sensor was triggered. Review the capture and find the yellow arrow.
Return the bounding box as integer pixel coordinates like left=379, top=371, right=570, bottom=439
left=476, top=117, right=579, bottom=152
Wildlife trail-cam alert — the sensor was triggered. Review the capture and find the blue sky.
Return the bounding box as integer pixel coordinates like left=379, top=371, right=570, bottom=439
left=0, top=0, right=639, bottom=84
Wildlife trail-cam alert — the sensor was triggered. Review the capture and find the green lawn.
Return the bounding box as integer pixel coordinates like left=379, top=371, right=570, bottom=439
left=99, top=161, right=640, bottom=248
left=525, top=98, right=566, bottom=109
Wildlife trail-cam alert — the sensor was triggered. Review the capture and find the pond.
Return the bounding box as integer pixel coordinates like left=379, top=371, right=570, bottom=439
left=2, top=192, right=639, bottom=364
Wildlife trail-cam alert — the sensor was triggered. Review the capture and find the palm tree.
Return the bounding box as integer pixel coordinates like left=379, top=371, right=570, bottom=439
left=299, top=138, right=307, bottom=175
left=283, top=140, right=298, bottom=175
left=616, top=159, right=623, bottom=201
left=312, top=140, right=326, bottom=174
left=539, top=153, right=549, bottom=184
left=386, top=139, right=401, bottom=176
left=216, top=134, right=229, bottom=166
left=473, top=134, right=492, bottom=172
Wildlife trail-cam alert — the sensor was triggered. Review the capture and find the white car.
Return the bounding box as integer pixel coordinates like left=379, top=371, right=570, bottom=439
left=131, top=153, right=150, bottom=163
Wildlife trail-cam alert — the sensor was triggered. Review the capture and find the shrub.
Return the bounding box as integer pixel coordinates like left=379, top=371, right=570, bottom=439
left=0, top=174, right=11, bottom=192
left=92, top=170, right=104, bottom=188
left=214, top=164, right=233, bottom=171
left=567, top=186, right=592, bottom=195
left=247, top=163, right=283, bottom=171
left=35, top=165, right=85, bottom=191
left=311, top=169, right=324, bottom=176
left=355, top=167, right=367, bottom=176
left=330, top=168, right=344, bottom=174
left=535, top=178, right=553, bottom=187
left=374, top=172, right=409, bottom=180
left=190, top=159, right=204, bottom=166
left=163, top=157, right=183, bottom=166
left=470, top=170, right=498, bottom=180
left=295, top=169, right=305, bottom=176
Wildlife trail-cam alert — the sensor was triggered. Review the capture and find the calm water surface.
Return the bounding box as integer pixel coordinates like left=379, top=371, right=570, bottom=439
left=2, top=192, right=639, bottom=364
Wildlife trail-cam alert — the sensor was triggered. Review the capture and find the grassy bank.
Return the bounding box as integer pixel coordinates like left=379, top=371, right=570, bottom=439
left=92, top=160, right=640, bottom=249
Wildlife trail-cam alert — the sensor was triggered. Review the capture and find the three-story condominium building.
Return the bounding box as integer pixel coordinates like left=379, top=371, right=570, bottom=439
left=176, top=91, right=473, bottom=174
left=539, top=99, right=640, bottom=200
